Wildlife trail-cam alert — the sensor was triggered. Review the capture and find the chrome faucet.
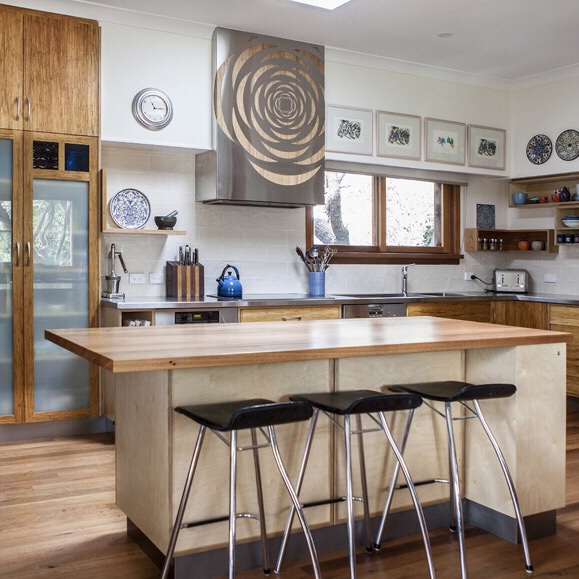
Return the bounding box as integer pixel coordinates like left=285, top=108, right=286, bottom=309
left=401, top=264, right=415, bottom=296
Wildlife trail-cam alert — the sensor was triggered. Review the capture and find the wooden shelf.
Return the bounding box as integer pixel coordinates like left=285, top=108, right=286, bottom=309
left=464, top=228, right=556, bottom=253
left=509, top=172, right=579, bottom=208
left=102, top=227, right=186, bottom=235
left=99, top=169, right=186, bottom=235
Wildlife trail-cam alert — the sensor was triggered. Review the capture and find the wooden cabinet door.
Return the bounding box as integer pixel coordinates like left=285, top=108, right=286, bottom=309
left=550, top=305, right=579, bottom=398
left=0, top=7, right=23, bottom=130
left=240, top=305, right=341, bottom=323
left=23, top=12, right=99, bottom=136
left=492, top=300, right=548, bottom=329
left=406, top=301, right=490, bottom=323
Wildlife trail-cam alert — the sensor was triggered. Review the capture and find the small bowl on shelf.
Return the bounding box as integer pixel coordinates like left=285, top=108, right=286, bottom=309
left=512, top=192, right=528, bottom=205
left=561, top=217, right=579, bottom=228
left=528, top=197, right=540, bottom=204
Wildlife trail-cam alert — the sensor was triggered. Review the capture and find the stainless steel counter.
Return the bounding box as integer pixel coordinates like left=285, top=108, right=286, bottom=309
left=101, top=291, right=579, bottom=310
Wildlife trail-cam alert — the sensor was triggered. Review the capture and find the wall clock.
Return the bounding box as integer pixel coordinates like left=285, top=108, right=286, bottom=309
left=131, top=88, right=173, bottom=130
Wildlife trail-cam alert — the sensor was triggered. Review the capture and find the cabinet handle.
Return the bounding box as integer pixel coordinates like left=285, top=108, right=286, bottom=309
left=15, top=96, right=20, bottom=121
left=15, top=242, right=20, bottom=266
left=491, top=307, right=497, bottom=323
left=25, top=97, right=31, bottom=122
left=282, top=316, right=302, bottom=321
left=25, top=241, right=32, bottom=267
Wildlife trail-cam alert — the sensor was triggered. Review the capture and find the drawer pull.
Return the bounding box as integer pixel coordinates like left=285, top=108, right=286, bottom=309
left=16, top=96, right=20, bottom=121
left=282, top=316, right=302, bottom=321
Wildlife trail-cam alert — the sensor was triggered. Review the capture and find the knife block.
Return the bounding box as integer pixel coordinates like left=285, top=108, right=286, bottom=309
left=166, top=262, right=204, bottom=299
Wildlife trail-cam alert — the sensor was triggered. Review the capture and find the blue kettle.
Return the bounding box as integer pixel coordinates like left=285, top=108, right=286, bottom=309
left=217, top=264, right=242, bottom=298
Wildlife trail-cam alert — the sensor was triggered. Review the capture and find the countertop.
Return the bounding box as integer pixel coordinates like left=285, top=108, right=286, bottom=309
left=100, top=291, right=579, bottom=310
left=45, top=316, right=571, bottom=373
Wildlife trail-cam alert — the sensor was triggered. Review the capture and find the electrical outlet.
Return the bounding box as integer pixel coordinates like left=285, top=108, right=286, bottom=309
left=464, top=272, right=474, bottom=281
left=129, top=273, right=146, bottom=284
left=544, top=273, right=557, bottom=283
left=149, top=272, right=164, bottom=284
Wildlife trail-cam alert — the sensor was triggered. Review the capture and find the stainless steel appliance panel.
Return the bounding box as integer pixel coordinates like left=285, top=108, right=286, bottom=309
left=493, top=269, right=528, bottom=293
left=343, top=303, right=407, bottom=318
left=155, top=308, right=238, bottom=325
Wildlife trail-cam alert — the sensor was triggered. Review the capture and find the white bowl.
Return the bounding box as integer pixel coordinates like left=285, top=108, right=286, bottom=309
left=562, top=219, right=579, bottom=228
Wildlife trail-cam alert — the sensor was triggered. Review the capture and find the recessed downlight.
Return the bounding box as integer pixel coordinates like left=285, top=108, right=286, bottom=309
left=438, top=32, right=453, bottom=38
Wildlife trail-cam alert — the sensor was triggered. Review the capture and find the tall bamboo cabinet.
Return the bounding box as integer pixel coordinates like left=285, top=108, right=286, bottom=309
left=0, top=5, right=99, bottom=423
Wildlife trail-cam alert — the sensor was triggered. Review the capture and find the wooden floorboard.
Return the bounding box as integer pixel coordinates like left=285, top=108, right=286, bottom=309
left=0, top=411, right=578, bottom=578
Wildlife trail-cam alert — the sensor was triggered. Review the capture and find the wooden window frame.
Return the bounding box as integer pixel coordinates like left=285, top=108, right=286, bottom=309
left=306, top=175, right=462, bottom=265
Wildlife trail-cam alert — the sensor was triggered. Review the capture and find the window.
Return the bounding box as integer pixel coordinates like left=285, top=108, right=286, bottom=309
left=306, top=170, right=461, bottom=264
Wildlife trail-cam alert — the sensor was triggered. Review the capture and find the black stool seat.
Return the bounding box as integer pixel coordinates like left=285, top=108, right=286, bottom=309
left=176, top=399, right=313, bottom=431
left=290, top=390, right=422, bottom=415
left=390, top=381, right=516, bottom=402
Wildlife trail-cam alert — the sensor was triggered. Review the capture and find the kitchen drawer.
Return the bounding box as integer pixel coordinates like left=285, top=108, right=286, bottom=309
left=407, top=301, right=490, bottom=323
left=550, top=305, right=579, bottom=327
left=239, top=305, right=341, bottom=323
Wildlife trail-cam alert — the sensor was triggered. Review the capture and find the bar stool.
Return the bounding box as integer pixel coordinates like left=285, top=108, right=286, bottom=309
left=160, top=398, right=321, bottom=579
left=375, top=381, right=533, bottom=578
left=274, top=390, right=436, bottom=579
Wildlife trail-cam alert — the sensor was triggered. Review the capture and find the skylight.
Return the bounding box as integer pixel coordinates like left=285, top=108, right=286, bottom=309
left=285, top=0, right=353, bottom=10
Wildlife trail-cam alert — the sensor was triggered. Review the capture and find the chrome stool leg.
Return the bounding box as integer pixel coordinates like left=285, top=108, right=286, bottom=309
left=377, top=411, right=436, bottom=579
left=268, top=425, right=321, bottom=579
left=344, top=414, right=357, bottom=579
left=161, top=425, right=207, bottom=579
left=472, top=400, right=533, bottom=573
left=274, top=409, right=319, bottom=574
left=228, top=429, right=238, bottom=579
left=356, top=414, right=373, bottom=553
left=251, top=428, right=270, bottom=574
left=374, top=407, right=415, bottom=550
left=445, top=402, right=467, bottom=578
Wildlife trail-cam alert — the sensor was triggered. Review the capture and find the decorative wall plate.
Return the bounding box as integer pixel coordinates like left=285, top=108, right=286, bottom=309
left=555, top=129, right=579, bottom=161
left=109, top=188, right=150, bottom=229
left=526, top=134, right=552, bottom=165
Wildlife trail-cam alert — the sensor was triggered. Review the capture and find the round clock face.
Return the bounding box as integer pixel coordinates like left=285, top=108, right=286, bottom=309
left=132, top=88, right=173, bottom=130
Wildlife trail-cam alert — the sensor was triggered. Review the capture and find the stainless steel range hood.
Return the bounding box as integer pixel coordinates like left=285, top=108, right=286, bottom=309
left=196, top=27, right=325, bottom=208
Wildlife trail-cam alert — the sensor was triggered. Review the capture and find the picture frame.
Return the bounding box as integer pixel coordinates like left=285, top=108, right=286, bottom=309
left=326, top=105, right=373, bottom=155
left=424, top=118, right=466, bottom=165
left=468, top=125, right=506, bottom=170
left=376, top=111, right=421, bottom=160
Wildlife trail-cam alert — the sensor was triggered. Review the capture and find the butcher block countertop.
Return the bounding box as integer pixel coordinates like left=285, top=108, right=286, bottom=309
left=45, top=316, right=571, bottom=374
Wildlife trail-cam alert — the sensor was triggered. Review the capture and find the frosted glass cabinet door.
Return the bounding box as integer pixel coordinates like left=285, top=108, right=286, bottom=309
left=0, top=139, right=15, bottom=416
left=32, top=179, right=90, bottom=412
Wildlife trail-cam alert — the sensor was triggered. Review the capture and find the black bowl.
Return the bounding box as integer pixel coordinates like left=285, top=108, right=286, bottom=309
left=154, top=215, right=177, bottom=230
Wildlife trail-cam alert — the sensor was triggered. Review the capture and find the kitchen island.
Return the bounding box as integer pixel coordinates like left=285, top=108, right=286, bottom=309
left=46, top=317, right=570, bottom=576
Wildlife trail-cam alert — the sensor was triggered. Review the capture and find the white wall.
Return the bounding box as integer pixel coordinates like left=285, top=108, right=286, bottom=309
left=17, top=0, right=574, bottom=297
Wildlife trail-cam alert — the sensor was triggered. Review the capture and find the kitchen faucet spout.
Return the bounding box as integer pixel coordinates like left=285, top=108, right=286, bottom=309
left=401, top=263, right=415, bottom=296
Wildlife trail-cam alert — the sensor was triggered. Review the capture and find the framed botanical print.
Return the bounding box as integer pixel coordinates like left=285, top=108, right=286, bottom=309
left=376, top=111, right=421, bottom=160
left=326, top=105, right=373, bottom=155
left=425, top=118, right=466, bottom=165
left=468, top=125, right=506, bottom=170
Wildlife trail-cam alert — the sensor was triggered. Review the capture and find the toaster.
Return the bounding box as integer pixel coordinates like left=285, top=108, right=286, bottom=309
left=493, top=269, right=529, bottom=293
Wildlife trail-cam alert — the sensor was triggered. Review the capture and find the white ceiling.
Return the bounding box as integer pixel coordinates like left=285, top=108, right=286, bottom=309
left=80, top=0, right=579, bottom=83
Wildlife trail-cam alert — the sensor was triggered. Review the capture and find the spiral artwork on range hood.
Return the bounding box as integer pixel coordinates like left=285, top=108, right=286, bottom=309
left=196, top=27, right=325, bottom=207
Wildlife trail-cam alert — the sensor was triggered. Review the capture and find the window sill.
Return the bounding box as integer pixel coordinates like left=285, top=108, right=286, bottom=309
left=331, top=252, right=464, bottom=265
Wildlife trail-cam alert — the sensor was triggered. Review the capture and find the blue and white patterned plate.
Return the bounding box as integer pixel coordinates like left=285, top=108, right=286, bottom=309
left=109, top=188, right=150, bottom=229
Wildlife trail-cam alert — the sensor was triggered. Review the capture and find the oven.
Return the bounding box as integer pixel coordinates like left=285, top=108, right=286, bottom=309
left=155, top=308, right=238, bottom=325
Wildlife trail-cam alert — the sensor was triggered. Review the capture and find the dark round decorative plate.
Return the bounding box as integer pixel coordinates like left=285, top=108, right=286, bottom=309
left=526, top=134, right=552, bottom=165
left=555, top=129, right=579, bottom=161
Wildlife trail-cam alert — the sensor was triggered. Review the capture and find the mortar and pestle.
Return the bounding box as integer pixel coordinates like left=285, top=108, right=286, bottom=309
left=154, top=210, right=178, bottom=230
